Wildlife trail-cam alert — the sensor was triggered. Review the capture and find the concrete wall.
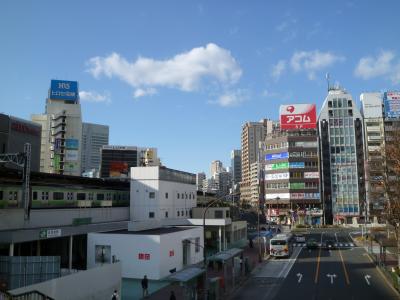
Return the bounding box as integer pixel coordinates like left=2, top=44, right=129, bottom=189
left=9, top=262, right=121, bottom=300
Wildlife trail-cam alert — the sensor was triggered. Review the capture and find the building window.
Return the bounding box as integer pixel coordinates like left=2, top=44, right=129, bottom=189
left=53, top=192, right=64, bottom=200
left=165, top=211, right=168, bottom=218
left=149, top=192, right=155, bottom=199
left=97, top=193, right=104, bottom=201
left=32, top=191, right=37, bottom=200
left=215, top=210, right=223, bottom=218
left=181, top=210, right=184, bottom=216
left=77, top=193, right=86, bottom=200
left=149, top=212, right=155, bottom=218
left=177, top=193, right=180, bottom=199
left=165, top=193, right=168, bottom=199
left=177, top=211, right=180, bottom=217
left=41, top=191, right=49, bottom=201
left=195, top=237, right=200, bottom=253
left=181, top=193, right=184, bottom=199
left=226, top=210, right=230, bottom=218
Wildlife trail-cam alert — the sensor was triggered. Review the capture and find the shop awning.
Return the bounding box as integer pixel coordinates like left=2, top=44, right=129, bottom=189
left=166, top=266, right=205, bottom=283
left=207, top=248, right=243, bottom=262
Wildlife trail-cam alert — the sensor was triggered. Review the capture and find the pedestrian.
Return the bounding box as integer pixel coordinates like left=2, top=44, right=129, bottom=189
left=141, top=275, right=149, bottom=298
left=111, top=290, right=119, bottom=300
left=170, top=290, right=176, bottom=300
left=249, top=238, right=253, bottom=248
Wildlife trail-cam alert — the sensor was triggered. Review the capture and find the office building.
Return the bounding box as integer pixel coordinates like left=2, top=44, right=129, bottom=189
left=231, top=149, right=242, bottom=187
left=196, top=172, right=206, bottom=191
left=210, top=160, right=224, bottom=178
left=100, top=145, right=159, bottom=178
left=81, top=123, right=109, bottom=176
left=240, top=119, right=273, bottom=206
left=318, top=87, right=365, bottom=224
left=32, top=80, right=82, bottom=176
left=0, top=113, right=41, bottom=172
left=214, top=170, right=232, bottom=197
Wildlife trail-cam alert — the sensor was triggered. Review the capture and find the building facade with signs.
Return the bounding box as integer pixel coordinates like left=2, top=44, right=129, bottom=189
left=318, top=87, right=365, bottom=224
left=0, top=113, right=41, bottom=172
left=263, top=125, right=321, bottom=225
left=32, top=80, right=83, bottom=176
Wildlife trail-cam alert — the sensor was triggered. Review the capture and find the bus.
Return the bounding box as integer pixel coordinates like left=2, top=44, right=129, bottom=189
left=270, top=233, right=293, bottom=258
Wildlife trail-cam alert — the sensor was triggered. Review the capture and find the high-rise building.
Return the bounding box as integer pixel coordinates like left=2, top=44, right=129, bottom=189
left=264, top=127, right=320, bottom=224
left=240, top=119, right=273, bottom=206
left=196, top=172, right=206, bottom=191
left=230, top=149, right=242, bottom=186
left=32, top=80, right=82, bottom=176
left=210, top=160, right=224, bottom=178
left=360, top=93, right=385, bottom=216
left=318, top=87, right=365, bottom=224
left=0, top=114, right=41, bottom=172
left=100, top=145, right=159, bottom=178
left=214, top=171, right=232, bottom=197
left=81, top=122, right=109, bottom=176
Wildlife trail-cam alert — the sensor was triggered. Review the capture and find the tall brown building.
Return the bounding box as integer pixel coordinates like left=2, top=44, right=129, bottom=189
left=240, top=119, right=273, bottom=206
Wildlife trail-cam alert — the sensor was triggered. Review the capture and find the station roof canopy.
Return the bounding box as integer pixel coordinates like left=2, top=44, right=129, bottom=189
left=166, top=266, right=204, bottom=283
left=207, top=248, right=243, bottom=262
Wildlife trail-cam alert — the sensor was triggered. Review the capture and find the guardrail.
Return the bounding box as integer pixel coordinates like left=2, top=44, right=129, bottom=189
left=0, top=290, right=54, bottom=300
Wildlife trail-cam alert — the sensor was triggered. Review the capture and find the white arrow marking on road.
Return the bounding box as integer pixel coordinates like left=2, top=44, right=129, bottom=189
left=297, top=273, right=303, bottom=283
left=365, top=274, right=371, bottom=285
left=327, top=274, right=337, bottom=284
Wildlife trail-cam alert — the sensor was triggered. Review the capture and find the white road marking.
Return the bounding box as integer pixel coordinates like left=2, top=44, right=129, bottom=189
left=297, top=273, right=303, bottom=283
left=365, top=274, right=371, bottom=285
left=327, top=273, right=337, bottom=284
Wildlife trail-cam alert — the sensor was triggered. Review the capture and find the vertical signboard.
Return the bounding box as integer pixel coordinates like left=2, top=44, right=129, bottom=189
left=280, top=104, right=317, bottom=130
left=384, top=91, right=400, bottom=118
left=54, top=154, right=60, bottom=172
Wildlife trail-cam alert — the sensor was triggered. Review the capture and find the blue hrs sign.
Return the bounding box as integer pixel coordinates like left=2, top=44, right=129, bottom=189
left=50, top=80, right=78, bottom=101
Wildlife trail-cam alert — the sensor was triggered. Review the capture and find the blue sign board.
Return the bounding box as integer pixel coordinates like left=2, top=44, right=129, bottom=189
left=265, top=152, right=289, bottom=161
left=384, top=91, right=400, bottom=118
left=50, top=80, right=78, bottom=101
left=65, top=139, right=79, bottom=150
left=289, top=162, right=305, bottom=168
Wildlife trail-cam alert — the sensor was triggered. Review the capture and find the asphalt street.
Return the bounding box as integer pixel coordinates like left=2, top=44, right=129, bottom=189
left=230, top=229, right=400, bottom=300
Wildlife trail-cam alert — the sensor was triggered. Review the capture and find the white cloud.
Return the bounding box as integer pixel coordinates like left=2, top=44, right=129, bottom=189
left=86, top=43, right=242, bottom=97
left=79, top=90, right=111, bottom=103
left=271, top=60, right=286, bottom=80
left=290, top=50, right=345, bottom=80
left=354, top=51, right=396, bottom=80
left=214, top=90, right=248, bottom=107
left=133, top=88, right=157, bottom=99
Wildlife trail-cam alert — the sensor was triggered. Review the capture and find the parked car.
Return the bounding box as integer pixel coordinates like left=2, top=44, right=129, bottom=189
left=294, top=234, right=306, bottom=243
left=306, top=238, right=318, bottom=249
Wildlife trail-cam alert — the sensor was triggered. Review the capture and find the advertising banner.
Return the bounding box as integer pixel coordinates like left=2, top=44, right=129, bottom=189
left=65, top=150, right=78, bottom=161
left=289, top=162, right=305, bottom=168
left=265, top=162, right=289, bottom=170
left=304, top=172, right=319, bottom=178
left=65, top=139, right=79, bottom=150
left=280, top=104, right=317, bottom=130
left=291, top=193, right=305, bottom=199
left=290, top=182, right=305, bottom=189
left=265, top=152, right=289, bottom=161
left=53, top=154, right=60, bottom=172
left=50, top=80, right=78, bottom=101
left=265, top=172, right=290, bottom=181
left=110, top=161, right=129, bottom=178
left=305, top=192, right=320, bottom=199
left=64, top=161, right=79, bottom=173
left=384, top=91, right=400, bottom=118
left=265, top=193, right=290, bottom=199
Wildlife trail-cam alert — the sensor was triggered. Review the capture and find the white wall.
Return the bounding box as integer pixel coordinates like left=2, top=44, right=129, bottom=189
left=87, top=227, right=203, bottom=280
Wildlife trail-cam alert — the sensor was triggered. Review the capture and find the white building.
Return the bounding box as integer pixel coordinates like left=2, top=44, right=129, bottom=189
left=210, top=160, right=224, bottom=178
left=81, top=122, right=109, bottom=175
left=32, top=80, right=83, bottom=176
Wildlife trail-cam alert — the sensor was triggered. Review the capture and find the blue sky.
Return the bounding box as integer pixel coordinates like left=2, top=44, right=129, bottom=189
left=1, top=1, right=400, bottom=176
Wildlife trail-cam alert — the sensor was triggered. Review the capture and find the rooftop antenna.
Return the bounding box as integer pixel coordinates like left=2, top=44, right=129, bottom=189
left=326, top=73, right=330, bottom=91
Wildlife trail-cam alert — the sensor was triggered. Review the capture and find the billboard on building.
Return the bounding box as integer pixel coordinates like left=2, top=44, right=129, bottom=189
left=384, top=91, right=400, bottom=118
left=50, top=80, right=78, bottom=101
left=265, top=152, right=289, bottom=161
left=304, top=172, right=319, bottom=178
left=65, top=139, right=79, bottom=150
left=65, top=150, right=78, bottom=161
left=265, top=162, right=289, bottom=170
left=54, top=138, right=62, bottom=153
left=280, top=104, right=317, bottom=130
left=53, top=154, right=60, bottom=172
left=265, top=172, right=290, bottom=181
left=110, top=161, right=129, bottom=178
left=289, top=162, right=304, bottom=168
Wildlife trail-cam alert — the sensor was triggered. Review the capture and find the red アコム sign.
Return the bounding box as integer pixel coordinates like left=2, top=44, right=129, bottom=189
left=279, top=104, right=317, bottom=130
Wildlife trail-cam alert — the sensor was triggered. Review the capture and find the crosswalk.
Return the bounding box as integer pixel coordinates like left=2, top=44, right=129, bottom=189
left=292, top=242, right=355, bottom=248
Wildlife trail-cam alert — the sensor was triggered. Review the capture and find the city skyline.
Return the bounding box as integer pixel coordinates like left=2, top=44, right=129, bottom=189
left=2, top=1, right=400, bottom=174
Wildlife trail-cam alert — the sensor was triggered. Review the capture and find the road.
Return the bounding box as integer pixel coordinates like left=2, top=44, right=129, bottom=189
left=230, top=228, right=400, bottom=300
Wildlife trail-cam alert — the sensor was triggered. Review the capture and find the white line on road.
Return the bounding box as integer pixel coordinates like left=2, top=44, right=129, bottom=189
left=297, top=273, right=303, bottom=283
left=327, top=273, right=337, bottom=284
left=365, top=274, right=371, bottom=285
